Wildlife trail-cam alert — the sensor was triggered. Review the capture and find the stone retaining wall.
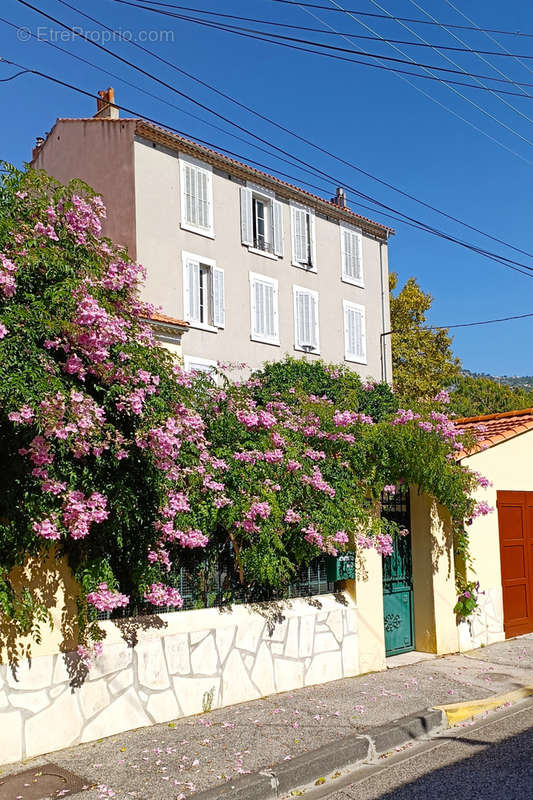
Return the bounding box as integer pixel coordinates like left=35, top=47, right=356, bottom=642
left=0, top=593, right=359, bottom=765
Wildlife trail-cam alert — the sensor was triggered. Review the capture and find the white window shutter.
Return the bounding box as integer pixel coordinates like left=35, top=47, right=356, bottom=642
left=309, top=211, right=317, bottom=268
left=344, top=303, right=366, bottom=362
left=273, top=200, right=284, bottom=257
left=292, top=207, right=306, bottom=264
left=212, top=267, right=225, bottom=328
left=183, top=164, right=194, bottom=225
left=184, top=258, right=201, bottom=323
left=342, top=228, right=363, bottom=283
left=250, top=274, right=278, bottom=342
left=240, top=186, right=253, bottom=245
left=295, top=289, right=318, bottom=349
left=197, top=169, right=209, bottom=229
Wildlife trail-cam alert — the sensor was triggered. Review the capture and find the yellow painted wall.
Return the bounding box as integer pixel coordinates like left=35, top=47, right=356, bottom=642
left=351, top=548, right=386, bottom=673
left=0, top=546, right=80, bottom=664
left=410, top=491, right=459, bottom=655
left=460, top=428, right=533, bottom=645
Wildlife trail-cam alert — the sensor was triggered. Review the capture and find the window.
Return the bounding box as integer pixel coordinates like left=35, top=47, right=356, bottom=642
left=183, top=252, right=224, bottom=331
left=180, top=155, right=214, bottom=237
left=340, top=224, right=364, bottom=286
left=249, top=272, right=279, bottom=345
left=293, top=286, right=319, bottom=353
left=183, top=355, right=218, bottom=380
left=343, top=301, right=366, bottom=364
left=240, top=184, right=284, bottom=258
left=291, top=203, right=316, bottom=270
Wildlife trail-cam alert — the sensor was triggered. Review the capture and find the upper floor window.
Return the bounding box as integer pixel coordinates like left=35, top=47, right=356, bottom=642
left=240, top=184, right=283, bottom=258
left=180, top=154, right=214, bottom=238
left=249, top=271, right=279, bottom=345
left=293, top=286, right=319, bottom=353
left=340, top=224, right=364, bottom=286
left=343, top=300, right=366, bottom=364
left=183, top=251, right=224, bottom=331
left=291, top=203, right=316, bottom=271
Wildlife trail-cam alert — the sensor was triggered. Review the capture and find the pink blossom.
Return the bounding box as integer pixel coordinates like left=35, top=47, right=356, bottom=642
left=143, top=582, right=183, bottom=608
left=33, top=517, right=61, bottom=540
left=86, top=583, right=129, bottom=612
left=0, top=322, right=8, bottom=339
left=284, top=509, right=301, bottom=523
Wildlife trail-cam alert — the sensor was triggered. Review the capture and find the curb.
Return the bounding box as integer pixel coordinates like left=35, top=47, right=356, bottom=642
left=435, top=684, right=533, bottom=726
left=193, top=708, right=446, bottom=800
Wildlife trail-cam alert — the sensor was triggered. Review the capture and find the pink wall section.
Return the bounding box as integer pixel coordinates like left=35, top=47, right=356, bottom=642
left=32, top=118, right=138, bottom=259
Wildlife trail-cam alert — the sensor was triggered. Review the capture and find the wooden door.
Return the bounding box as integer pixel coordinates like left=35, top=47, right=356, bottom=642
left=497, top=491, right=533, bottom=638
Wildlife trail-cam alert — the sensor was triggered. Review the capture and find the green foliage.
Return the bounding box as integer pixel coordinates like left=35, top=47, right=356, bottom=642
left=389, top=273, right=461, bottom=403
left=448, top=373, right=533, bottom=417
left=0, top=165, right=484, bottom=656
left=454, top=578, right=481, bottom=619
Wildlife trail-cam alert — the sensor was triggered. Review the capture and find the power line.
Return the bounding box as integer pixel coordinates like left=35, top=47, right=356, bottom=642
left=387, top=310, right=533, bottom=335
left=53, top=0, right=533, bottom=245
left=108, top=1, right=533, bottom=61
left=269, top=0, right=533, bottom=39
left=12, top=0, right=533, bottom=267
left=3, top=52, right=533, bottom=283
left=109, top=2, right=533, bottom=95
left=343, top=0, right=533, bottom=159
left=405, top=0, right=533, bottom=133
left=303, top=0, right=533, bottom=169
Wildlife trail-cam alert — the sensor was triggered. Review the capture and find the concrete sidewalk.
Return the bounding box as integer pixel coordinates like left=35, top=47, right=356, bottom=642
left=2, top=635, right=532, bottom=800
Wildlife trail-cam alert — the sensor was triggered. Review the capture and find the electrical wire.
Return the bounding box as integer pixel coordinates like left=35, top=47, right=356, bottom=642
left=108, top=1, right=533, bottom=94
left=405, top=0, right=533, bottom=131
left=12, top=0, right=533, bottom=265
left=268, top=0, right=533, bottom=40
left=342, top=0, right=533, bottom=159
left=3, top=53, right=533, bottom=282
left=106, top=1, right=533, bottom=61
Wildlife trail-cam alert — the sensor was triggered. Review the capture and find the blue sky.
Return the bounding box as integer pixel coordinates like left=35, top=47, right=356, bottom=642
left=1, top=0, right=533, bottom=376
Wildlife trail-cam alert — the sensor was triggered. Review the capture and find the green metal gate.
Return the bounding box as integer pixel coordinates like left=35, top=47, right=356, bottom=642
left=381, top=489, right=414, bottom=656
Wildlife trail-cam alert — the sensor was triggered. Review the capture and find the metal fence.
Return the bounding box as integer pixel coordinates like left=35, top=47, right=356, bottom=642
left=97, top=548, right=333, bottom=621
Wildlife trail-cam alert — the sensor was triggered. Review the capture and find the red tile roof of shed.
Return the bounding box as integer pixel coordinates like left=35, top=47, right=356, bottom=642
left=454, top=407, right=533, bottom=452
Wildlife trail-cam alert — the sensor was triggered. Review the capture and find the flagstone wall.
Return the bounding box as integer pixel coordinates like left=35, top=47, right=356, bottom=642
left=0, top=593, right=359, bottom=766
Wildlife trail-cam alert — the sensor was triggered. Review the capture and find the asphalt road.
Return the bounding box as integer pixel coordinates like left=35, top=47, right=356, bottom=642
left=307, top=700, right=533, bottom=800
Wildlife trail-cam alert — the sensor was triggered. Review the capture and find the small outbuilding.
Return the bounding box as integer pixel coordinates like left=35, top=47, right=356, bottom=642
left=454, top=408, right=533, bottom=647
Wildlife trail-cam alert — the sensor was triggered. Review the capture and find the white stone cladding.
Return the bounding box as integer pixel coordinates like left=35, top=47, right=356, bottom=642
left=0, top=593, right=359, bottom=765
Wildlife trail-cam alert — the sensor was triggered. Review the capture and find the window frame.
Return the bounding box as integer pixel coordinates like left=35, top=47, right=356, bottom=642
left=179, top=153, right=215, bottom=239
left=343, top=300, right=367, bottom=365
left=249, top=271, right=280, bottom=346
left=340, top=223, right=364, bottom=288
left=290, top=201, right=317, bottom=273
left=182, top=251, right=224, bottom=332
left=293, top=285, right=320, bottom=354
left=241, top=183, right=284, bottom=260
left=183, top=355, right=219, bottom=383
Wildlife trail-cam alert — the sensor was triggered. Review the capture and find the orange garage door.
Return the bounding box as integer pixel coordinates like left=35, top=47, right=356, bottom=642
left=497, top=491, right=533, bottom=638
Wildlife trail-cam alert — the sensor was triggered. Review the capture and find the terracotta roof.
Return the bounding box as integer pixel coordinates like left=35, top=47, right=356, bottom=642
left=144, top=312, right=189, bottom=329
left=455, top=407, right=533, bottom=453
left=39, top=117, right=393, bottom=240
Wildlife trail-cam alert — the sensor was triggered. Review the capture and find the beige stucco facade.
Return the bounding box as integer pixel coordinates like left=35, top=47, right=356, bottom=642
left=32, top=115, right=393, bottom=382
left=133, top=137, right=392, bottom=380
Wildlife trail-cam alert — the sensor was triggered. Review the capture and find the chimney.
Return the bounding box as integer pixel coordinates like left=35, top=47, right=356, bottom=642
left=32, top=136, right=45, bottom=161
left=331, top=187, right=348, bottom=209
left=94, top=87, right=119, bottom=119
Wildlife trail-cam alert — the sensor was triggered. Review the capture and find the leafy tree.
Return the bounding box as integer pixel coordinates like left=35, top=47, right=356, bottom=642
left=389, top=273, right=460, bottom=403
left=448, top=373, right=533, bottom=418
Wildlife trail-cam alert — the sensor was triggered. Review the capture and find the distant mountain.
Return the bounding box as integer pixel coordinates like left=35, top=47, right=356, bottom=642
left=463, top=370, right=533, bottom=391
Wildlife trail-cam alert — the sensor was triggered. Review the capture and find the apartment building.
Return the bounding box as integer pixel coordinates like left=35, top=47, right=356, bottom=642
left=31, top=90, right=394, bottom=381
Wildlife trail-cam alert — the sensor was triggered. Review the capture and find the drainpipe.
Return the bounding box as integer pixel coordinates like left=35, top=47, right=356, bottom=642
left=379, top=241, right=388, bottom=384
